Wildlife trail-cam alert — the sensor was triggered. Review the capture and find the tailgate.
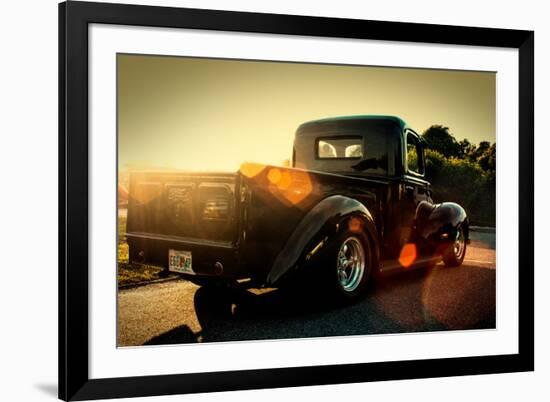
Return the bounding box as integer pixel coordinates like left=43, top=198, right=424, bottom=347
left=127, top=171, right=241, bottom=243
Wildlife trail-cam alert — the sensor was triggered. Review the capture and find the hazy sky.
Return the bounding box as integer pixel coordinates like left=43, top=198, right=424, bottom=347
left=118, top=54, right=495, bottom=172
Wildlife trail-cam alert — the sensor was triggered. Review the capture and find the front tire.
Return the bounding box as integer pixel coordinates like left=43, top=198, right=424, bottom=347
left=442, top=226, right=467, bottom=267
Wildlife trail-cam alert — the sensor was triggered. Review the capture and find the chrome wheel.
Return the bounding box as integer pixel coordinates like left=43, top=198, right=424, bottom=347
left=336, top=236, right=366, bottom=293
left=443, top=226, right=467, bottom=267
left=453, top=228, right=466, bottom=260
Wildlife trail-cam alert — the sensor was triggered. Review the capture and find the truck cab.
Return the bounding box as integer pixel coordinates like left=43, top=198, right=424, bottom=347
left=293, top=116, right=434, bottom=262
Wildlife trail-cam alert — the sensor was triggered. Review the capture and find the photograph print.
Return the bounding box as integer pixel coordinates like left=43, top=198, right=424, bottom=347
left=116, top=54, right=496, bottom=347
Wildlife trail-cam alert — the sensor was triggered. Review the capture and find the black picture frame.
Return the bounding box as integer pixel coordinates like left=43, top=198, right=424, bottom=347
left=59, top=1, right=534, bottom=400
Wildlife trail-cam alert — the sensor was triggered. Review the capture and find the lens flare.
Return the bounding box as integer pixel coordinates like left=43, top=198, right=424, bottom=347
left=239, top=162, right=266, bottom=178
left=399, top=243, right=417, bottom=268
left=267, top=168, right=282, bottom=184
left=348, top=217, right=362, bottom=232
left=267, top=168, right=312, bottom=205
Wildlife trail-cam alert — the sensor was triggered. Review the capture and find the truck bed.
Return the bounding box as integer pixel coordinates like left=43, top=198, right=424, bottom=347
left=127, top=171, right=241, bottom=243
left=126, top=165, right=386, bottom=282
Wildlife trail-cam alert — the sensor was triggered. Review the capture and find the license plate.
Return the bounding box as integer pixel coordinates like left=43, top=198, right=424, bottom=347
left=168, top=249, right=194, bottom=274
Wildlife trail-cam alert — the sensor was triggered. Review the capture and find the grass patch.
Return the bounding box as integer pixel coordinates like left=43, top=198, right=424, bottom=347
left=117, top=210, right=175, bottom=287
left=118, top=215, right=127, bottom=243
left=118, top=242, right=129, bottom=263
left=118, top=263, right=166, bottom=287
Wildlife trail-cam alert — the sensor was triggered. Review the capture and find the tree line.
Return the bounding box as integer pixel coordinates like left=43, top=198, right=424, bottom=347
left=416, top=125, right=496, bottom=227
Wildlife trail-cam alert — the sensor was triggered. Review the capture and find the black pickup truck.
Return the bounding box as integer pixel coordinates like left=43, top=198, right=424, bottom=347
left=126, top=115, right=468, bottom=301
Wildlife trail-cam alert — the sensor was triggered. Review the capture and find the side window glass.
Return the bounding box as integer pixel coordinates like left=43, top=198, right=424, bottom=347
left=406, top=132, right=424, bottom=175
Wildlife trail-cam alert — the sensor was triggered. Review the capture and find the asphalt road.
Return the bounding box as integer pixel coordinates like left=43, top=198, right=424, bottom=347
left=117, top=231, right=496, bottom=346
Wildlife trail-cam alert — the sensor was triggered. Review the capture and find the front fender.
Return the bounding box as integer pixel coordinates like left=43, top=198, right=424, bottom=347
left=414, top=201, right=469, bottom=250
left=266, top=195, right=378, bottom=286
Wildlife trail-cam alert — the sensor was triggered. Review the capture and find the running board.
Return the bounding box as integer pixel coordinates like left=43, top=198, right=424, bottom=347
left=379, top=255, right=440, bottom=275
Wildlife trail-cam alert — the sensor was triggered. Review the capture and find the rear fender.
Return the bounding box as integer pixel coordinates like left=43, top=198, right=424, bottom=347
left=266, top=195, right=378, bottom=286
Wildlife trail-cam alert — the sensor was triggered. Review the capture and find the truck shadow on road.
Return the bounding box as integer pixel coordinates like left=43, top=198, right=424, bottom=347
left=143, top=263, right=496, bottom=346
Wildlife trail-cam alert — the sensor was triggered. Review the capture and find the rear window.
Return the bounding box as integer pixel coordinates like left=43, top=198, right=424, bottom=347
left=317, top=137, right=363, bottom=159
left=294, top=118, right=401, bottom=176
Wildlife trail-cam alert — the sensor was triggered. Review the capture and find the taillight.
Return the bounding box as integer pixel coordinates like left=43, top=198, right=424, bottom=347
left=199, top=185, right=232, bottom=221
left=202, top=196, right=230, bottom=220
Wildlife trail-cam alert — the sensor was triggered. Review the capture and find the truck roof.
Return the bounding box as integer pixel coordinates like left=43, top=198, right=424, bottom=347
left=296, top=115, right=407, bottom=134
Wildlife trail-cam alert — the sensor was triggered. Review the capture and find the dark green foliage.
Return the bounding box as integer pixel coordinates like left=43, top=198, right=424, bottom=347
left=476, top=143, right=496, bottom=173
left=458, top=138, right=476, bottom=159
left=470, top=141, right=491, bottom=161
left=409, top=145, right=496, bottom=226
left=415, top=125, right=496, bottom=226
left=458, top=139, right=496, bottom=173
left=422, top=125, right=462, bottom=158
left=426, top=150, right=495, bottom=226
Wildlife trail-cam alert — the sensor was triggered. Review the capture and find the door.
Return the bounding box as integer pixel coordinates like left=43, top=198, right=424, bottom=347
left=399, top=131, right=432, bottom=247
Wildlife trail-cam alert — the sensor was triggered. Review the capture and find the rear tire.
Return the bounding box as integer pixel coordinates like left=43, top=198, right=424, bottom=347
left=442, top=226, right=467, bottom=267
left=325, top=229, right=373, bottom=302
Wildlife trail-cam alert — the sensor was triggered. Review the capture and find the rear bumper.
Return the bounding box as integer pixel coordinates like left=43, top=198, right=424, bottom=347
left=126, top=232, right=245, bottom=279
